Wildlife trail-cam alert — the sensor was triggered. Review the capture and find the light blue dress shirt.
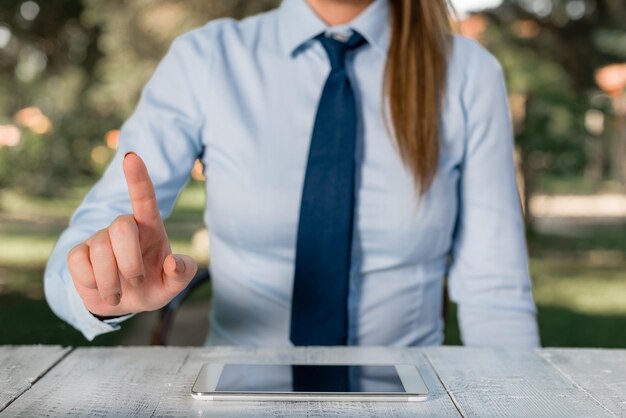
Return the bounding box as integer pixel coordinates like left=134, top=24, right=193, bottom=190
left=45, top=0, right=540, bottom=347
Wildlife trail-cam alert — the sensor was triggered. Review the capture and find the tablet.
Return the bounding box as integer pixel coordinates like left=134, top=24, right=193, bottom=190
left=191, top=363, right=429, bottom=401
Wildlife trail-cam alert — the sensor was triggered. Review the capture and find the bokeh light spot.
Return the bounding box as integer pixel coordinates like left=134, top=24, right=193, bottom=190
left=20, top=1, right=40, bottom=21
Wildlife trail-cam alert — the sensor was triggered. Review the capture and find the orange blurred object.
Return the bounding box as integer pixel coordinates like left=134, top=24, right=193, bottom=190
left=458, top=14, right=487, bottom=41
left=14, top=106, right=53, bottom=135
left=0, top=124, right=21, bottom=147
left=91, top=145, right=110, bottom=165
left=192, top=159, right=205, bottom=181
left=595, top=64, right=626, bottom=97
left=105, top=129, right=120, bottom=149
left=512, top=20, right=541, bottom=39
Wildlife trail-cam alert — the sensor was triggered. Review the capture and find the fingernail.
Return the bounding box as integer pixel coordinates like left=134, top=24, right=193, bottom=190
left=129, top=275, right=144, bottom=287
left=106, top=293, right=121, bottom=306
left=124, top=151, right=136, bottom=159
left=172, top=255, right=185, bottom=274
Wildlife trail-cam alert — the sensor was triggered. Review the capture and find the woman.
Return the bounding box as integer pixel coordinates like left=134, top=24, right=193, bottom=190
left=45, top=0, right=540, bottom=348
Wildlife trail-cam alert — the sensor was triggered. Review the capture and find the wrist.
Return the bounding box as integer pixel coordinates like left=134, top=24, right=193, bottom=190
left=89, top=310, right=134, bottom=321
left=91, top=312, right=125, bottom=321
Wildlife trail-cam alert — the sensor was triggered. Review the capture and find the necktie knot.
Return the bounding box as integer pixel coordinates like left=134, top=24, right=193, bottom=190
left=317, top=31, right=367, bottom=71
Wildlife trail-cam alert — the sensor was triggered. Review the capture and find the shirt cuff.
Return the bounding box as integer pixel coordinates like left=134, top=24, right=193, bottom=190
left=66, top=281, right=134, bottom=341
left=457, top=302, right=540, bottom=348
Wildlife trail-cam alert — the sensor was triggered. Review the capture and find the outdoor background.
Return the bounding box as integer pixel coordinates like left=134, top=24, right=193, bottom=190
left=0, top=0, right=625, bottom=347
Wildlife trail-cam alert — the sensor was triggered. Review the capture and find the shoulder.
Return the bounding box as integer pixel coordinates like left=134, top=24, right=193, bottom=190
left=170, top=8, right=279, bottom=57
left=448, top=35, right=505, bottom=95
left=449, top=35, right=503, bottom=77
left=447, top=35, right=508, bottom=111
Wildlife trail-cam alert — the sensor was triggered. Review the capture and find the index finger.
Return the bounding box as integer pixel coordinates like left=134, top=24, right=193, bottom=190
left=122, top=152, right=161, bottom=229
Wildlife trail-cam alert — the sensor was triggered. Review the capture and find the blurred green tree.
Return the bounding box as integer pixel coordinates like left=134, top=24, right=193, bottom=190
left=81, top=0, right=277, bottom=121
left=479, top=0, right=626, bottom=220
left=0, top=0, right=105, bottom=195
left=0, top=0, right=276, bottom=196
left=1, top=0, right=625, bottom=203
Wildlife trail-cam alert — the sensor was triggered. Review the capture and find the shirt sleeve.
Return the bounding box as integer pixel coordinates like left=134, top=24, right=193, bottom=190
left=44, top=30, right=210, bottom=341
left=447, top=44, right=540, bottom=348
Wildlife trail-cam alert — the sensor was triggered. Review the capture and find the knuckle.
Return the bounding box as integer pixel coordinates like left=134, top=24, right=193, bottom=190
left=114, top=214, right=133, bottom=223
left=67, top=246, right=97, bottom=289
left=119, top=258, right=142, bottom=276
left=67, top=244, right=86, bottom=265
left=89, top=231, right=112, bottom=258
left=109, top=216, right=137, bottom=240
left=76, top=274, right=97, bottom=289
left=67, top=266, right=81, bottom=283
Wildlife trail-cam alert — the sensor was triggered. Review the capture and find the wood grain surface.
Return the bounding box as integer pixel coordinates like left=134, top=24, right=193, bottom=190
left=2, top=346, right=459, bottom=417
left=424, top=346, right=618, bottom=417
left=2, top=345, right=626, bottom=417
left=540, top=348, right=626, bottom=417
left=0, top=345, right=71, bottom=413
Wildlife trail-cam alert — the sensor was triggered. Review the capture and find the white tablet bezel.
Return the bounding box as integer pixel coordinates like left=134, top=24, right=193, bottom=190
left=191, top=363, right=429, bottom=402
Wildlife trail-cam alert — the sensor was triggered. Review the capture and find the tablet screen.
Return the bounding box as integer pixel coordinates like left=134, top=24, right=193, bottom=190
left=215, top=364, right=406, bottom=393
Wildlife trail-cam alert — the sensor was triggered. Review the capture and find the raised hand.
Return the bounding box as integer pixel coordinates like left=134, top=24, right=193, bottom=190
left=67, top=152, right=197, bottom=317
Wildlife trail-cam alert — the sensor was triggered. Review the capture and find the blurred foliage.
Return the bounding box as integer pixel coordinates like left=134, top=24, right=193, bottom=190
left=0, top=181, right=207, bottom=345
left=0, top=0, right=276, bottom=195
left=0, top=0, right=625, bottom=346
left=0, top=0, right=105, bottom=194
left=80, top=0, right=277, bottom=120
left=0, top=0, right=624, bottom=198
left=479, top=0, right=626, bottom=214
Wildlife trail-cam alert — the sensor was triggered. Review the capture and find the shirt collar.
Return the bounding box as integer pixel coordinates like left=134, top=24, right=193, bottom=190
left=277, top=0, right=390, bottom=57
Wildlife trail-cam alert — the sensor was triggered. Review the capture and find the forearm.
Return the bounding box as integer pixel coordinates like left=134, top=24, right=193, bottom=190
left=44, top=31, right=205, bottom=340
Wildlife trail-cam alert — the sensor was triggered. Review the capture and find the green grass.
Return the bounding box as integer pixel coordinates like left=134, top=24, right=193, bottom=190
left=443, top=226, right=626, bottom=348
left=0, top=181, right=207, bottom=270
left=0, top=187, right=88, bottom=219
left=534, top=176, right=625, bottom=195
left=0, top=181, right=207, bottom=345
left=532, top=260, right=626, bottom=316
left=1, top=181, right=625, bottom=348
left=443, top=301, right=626, bottom=348
left=0, top=292, right=124, bottom=346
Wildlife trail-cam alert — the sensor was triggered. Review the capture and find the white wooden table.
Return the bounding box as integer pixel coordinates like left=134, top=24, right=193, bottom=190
left=1, top=345, right=625, bottom=417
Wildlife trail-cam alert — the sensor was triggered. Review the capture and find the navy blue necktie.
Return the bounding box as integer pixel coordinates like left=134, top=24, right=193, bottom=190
left=291, top=31, right=367, bottom=392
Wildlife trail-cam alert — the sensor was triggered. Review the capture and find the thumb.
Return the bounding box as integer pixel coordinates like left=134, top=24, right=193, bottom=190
left=162, top=254, right=198, bottom=294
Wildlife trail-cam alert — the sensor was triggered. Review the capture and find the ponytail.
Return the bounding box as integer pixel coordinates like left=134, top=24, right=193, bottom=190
left=385, top=0, right=452, bottom=193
